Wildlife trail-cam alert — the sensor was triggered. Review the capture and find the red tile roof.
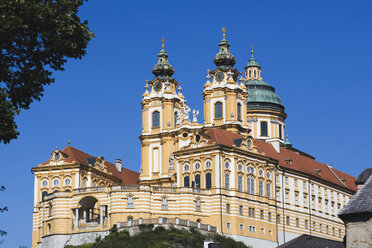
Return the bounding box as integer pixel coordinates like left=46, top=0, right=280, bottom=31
left=42, top=146, right=140, bottom=185
left=206, top=128, right=243, bottom=147
left=205, top=128, right=356, bottom=192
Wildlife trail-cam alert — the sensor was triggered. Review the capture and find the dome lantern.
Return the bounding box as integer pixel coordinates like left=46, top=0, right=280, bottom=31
left=213, top=27, right=236, bottom=70
left=152, top=38, right=175, bottom=78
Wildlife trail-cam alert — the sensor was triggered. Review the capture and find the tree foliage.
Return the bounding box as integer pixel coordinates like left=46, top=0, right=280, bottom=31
left=66, top=225, right=251, bottom=248
left=0, top=0, right=94, bottom=144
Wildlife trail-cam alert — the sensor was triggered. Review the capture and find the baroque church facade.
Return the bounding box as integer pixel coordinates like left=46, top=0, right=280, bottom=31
left=31, top=29, right=357, bottom=248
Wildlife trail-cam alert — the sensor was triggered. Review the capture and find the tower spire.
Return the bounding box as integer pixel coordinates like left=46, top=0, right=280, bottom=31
left=213, top=27, right=236, bottom=69
left=152, top=37, right=175, bottom=78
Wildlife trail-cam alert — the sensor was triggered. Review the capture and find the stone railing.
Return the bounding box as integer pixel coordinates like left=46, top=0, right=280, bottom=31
left=117, top=217, right=217, bottom=233
left=74, top=187, right=106, bottom=193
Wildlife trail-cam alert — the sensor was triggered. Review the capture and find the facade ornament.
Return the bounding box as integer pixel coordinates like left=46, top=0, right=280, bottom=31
left=165, top=76, right=171, bottom=90
left=227, top=70, right=234, bottom=80
left=144, top=79, right=149, bottom=93
left=177, top=81, right=182, bottom=94
left=169, top=154, right=174, bottom=171
left=205, top=69, right=211, bottom=82
left=175, top=111, right=181, bottom=125
left=182, top=101, right=191, bottom=122
left=192, top=109, right=199, bottom=123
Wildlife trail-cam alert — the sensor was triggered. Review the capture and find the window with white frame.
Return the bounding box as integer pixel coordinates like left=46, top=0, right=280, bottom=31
left=266, top=183, right=271, bottom=199
left=205, top=161, right=211, bottom=168
left=127, top=195, right=134, bottom=208
left=259, top=181, right=264, bottom=197
left=225, top=173, right=230, bottom=190
left=239, top=224, right=244, bottom=230
left=238, top=175, right=243, bottom=192
left=162, top=197, right=168, bottom=210
left=196, top=198, right=201, bottom=212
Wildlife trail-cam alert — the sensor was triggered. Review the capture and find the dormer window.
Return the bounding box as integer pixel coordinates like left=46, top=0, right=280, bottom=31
left=285, top=158, right=293, bottom=166
left=314, top=169, right=321, bottom=176
left=54, top=153, right=60, bottom=160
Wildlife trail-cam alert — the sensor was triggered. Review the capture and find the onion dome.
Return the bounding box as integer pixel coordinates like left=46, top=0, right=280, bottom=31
left=213, top=27, right=236, bottom=69
left=152, top=38, right=175, bottom=78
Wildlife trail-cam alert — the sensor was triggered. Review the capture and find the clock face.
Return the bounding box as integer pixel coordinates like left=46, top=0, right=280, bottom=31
left=215, top=71, right=225, bottom=82
left=154, top=81, right=162, bottom=91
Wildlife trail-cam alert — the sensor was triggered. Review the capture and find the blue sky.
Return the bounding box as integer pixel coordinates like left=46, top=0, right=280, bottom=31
left=1, top=0, right=372, bottom=247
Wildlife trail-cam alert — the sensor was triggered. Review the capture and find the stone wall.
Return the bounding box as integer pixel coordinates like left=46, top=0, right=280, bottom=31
left=345, top=214, right=372, bottom=248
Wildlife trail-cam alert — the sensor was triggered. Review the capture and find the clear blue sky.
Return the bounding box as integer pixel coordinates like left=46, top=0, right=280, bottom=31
left=1, top=0, right=372, bottom=247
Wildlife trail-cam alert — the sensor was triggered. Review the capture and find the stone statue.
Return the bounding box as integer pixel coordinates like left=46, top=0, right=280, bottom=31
left=183, top=101, right=191, bottom=121
left=169, top=154, right=174, bottom=171
left=192, top=109, right=199, bottom=123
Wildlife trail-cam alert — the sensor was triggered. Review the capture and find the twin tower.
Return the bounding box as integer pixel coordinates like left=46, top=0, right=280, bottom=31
left=139, top=28, right=287, bottom=185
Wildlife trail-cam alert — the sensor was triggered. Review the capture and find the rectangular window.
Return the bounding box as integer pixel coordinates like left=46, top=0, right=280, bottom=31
left=285, top=191, right=289, bottom=203
left=268, top=212, right=271, bottom=222
left=227, top=222, right=231, bottom=229
left=239, top=206, right=243, bottom=215
left=326, top=225, right=329, bottom=234
left=305, top=220, right=308, bottom=229
left=249, top=207, right=255, bottom=217
left=286, top=216, right=290, bottom=225
left=240, top=224, right=244, bottom=230
left=304, top=195, right=308, bottom=207
left=313, top=222, right=316, bottom=231
left=237, top=103, right=242, bottom=121
left=277, top=214, right=280, bottom=224
left=153, top=148, right=159, bottom=173
left=215, top=102, right=223, bottom=119
left=320, top=224, right=322, bottom=233
left=260, top=210, right=264, bottom=220
left=260, top=121, right=268, bottom=136
left=294, top=179, right=298, bottom=187
left=295, top=194, right=299, bottom=205
left=279, top=124, right=282, bottom=139
left=249, top=226, right=256, bottom=232
left=296, top=218, right=299, bottom=227
left=152, top=111, right=160, bottom=128
left=226, top=204, right=230, bottom=213
left=205, top=173, right=212, bottom=189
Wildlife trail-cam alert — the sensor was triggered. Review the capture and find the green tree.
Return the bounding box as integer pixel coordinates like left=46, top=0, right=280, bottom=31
left=0, top=0, right=94, bottom=144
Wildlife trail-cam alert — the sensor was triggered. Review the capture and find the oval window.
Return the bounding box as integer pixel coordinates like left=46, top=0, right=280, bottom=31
left=195, top=134, right=201, bottom=142
left=225, top=161, right=230, bottom=169
left=195, top=163, right=200, bottom=170
left=182, top=133, right=188, bottom=138
left=184, top=164, right=189, bottom=171
left=205, top=161, right=211, bottom=168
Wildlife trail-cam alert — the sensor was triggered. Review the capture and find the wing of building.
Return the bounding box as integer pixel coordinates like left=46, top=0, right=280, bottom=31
left=31, top=29, right=357, bottom=248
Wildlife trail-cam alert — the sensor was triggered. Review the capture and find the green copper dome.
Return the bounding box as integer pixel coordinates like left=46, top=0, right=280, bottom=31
left=245, top=57, right=260, bottom=68
left=245, top=80, right=285, bottom=113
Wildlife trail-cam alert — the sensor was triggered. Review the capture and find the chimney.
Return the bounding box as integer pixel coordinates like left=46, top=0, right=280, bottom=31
left=267, top=138, right=281, bottom=153
left=115, top=159, right=122, bottom=172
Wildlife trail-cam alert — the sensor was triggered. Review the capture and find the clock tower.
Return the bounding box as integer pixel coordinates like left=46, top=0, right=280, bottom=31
left=202, top=28, right=249, bottom=134
left=139, top=38, right=185, bottom=184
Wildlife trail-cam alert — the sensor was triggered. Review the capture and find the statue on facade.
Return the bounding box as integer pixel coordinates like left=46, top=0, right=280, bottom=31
left=183, top=101, right=191, bottom=122
left=192, top=109, right=199, bottom=123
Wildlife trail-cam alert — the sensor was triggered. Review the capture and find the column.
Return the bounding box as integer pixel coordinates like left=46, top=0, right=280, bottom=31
left=83, top=209, right=87, bottom=223
left=99, top=206, right=103, bottom=225
left=74, top=208, right=79, bottom=227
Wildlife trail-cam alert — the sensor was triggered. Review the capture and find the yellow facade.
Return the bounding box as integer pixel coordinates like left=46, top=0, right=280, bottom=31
left=31, top=31, right=355, bottom=248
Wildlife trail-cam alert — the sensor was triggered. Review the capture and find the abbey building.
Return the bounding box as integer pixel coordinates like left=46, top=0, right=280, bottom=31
left=32, top=29, right=357, bottom=248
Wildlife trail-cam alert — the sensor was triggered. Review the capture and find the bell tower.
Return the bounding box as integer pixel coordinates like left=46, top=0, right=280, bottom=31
left=140, top=38, right=184, bottom=184
left=202, top=28, right=248, bottom=134
left=241, top=46, right=287, bottom=142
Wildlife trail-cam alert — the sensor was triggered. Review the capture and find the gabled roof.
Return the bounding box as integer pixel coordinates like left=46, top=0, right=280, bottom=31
left=339, top=173, right=372, bottom=218
left=277, top=234, right=344, bottom=248
left=42, top=146, right=139, bottom=185
left=255, top=140, right=357, bottom=192
left=204, top=128, right=356, bottom=192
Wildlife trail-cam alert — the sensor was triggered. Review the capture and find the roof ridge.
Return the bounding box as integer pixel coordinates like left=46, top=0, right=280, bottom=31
left=326, top=164, right=349, bottom=189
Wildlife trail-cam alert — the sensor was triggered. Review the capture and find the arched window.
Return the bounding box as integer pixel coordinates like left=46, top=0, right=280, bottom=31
left=237, top=103, right=242, bottom=121
left=250, top=177, right=255, bottom=194
left=254, top=70, right=257, bottom=78
left=127, top=216, right=133, bottom=226
left=206, top=173, right=212, bottom=189
left=174, top=112, right=178, bottom=127
left=42, top=191, right=48, bottom=201
left=195, top=174, right=201, bottom=188
left=49, top=204, right=52, bottom=217
left=279, top=124, right=283, bottom=139
left=196, top=198, right=201, bottom=212
left=214, top=102, right=223, bottom=119
left=83, top=178, right=88, bottom=187
left=238, top=175, right=243, bottom=192
left=260, top=121, right=268, bottom=136
left=247, top=177, right=251, bottom=194
left=93, top=181, right=97, bottom=187
left=162, top=197, right=168, bottom=210
left=267, top=183, right=271, bottom=199
left=152, top=111, right=160, bottom=128
left=225, top=173, right=230, bottom=190
left=47, top=224, right=51, bottom=234
left=127, top=195, right=134, bottom=208
left=259, top=181, right=264, bottom=197
left=249, top=70, right=252, bottom=78
left=184, top=176, right=190, bottom=187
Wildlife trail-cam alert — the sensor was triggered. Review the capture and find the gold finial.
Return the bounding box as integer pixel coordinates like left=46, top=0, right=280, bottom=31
left=222, top=27, right=226, bottom=39
left=145, top=79, right=148, bottom=83
left=207, top=69, right=210, bottom=73
left=67, top=140, right=70, bottom=145
left=161, top=37, right=165, bottom=50
left=251, top=42, right=254, bottom=58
